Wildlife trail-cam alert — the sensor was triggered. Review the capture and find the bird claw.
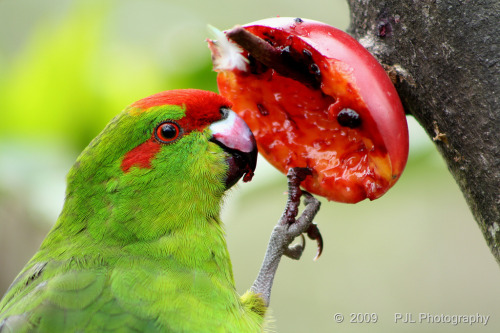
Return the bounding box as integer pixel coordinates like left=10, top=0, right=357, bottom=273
left=280, top=167, right=322, bottom=260
left=250, top=167, right=322, bottom=306
left=306, top=223, right=323, bottom=261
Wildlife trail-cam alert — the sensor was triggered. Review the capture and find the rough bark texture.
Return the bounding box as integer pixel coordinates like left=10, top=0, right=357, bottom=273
left=346, top=0, right=499, bottom=262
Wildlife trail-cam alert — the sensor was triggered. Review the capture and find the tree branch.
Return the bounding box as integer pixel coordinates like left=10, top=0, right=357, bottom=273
left=346, top=0, right=500, bottom=262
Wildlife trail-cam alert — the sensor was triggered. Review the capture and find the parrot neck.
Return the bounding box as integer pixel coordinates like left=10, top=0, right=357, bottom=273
left=40, top=157, right=233, bottom=264
left=40, top=180, right=235, bottom=285
left=52, top=174, right=227, bottom=241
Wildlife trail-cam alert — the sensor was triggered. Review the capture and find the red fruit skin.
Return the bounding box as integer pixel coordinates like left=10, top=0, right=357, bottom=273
left=215, top=17, right=409, bottom=203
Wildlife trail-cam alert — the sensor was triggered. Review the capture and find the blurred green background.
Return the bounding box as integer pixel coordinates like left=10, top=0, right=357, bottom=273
left=0, top=0, right=499, bottom=332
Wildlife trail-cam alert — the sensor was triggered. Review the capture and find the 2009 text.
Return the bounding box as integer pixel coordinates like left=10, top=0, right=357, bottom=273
left=350, top=313, right=378, bottom=323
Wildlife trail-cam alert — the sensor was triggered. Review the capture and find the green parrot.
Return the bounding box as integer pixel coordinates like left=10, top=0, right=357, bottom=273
left=0, top=89, right=320, bottom=332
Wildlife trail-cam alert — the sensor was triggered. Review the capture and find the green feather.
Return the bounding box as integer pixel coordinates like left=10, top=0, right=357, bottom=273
left=0, top=94, right=266, bottom=332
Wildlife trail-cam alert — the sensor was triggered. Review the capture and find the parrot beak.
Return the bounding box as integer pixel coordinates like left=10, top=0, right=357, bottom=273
left=209, top=108, right=258, bottom=189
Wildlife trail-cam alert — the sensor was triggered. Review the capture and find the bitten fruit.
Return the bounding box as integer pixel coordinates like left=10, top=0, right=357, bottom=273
left=209, top=17, right=409, bottom=203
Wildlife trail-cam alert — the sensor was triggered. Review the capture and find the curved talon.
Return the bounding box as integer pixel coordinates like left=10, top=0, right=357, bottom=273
left=306, top=223, right=323, bottom=261
left=297, top=190, right=323, bottom=260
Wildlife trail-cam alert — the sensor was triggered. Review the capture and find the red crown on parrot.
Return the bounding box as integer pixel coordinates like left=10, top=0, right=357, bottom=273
left=131, top=89, right=232, bottom=133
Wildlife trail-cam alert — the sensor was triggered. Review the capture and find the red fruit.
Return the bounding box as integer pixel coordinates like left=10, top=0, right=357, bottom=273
left=209, top=17, right=409, bottom=203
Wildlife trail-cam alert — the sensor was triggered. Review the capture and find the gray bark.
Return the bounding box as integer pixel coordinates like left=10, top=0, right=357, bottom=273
left=346, top=0, right=500, bottom=262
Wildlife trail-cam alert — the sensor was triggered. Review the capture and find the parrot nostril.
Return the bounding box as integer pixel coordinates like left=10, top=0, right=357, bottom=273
left=219, top=107, right=231, bottom=120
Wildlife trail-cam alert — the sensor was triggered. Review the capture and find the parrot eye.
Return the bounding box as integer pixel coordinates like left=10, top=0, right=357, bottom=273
left=154, top=121, right=182, bottom=144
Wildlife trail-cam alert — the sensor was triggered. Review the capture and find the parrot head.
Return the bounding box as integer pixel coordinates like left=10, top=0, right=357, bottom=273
left=61, top=89, right=257, bottom=241
left=119, top=88, right=257, bottom=189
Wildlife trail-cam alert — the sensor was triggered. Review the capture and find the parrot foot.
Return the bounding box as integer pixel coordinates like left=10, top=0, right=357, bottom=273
left=280, top=167, right=322, bottom=261
left=250, top=167, right=322, bottom=306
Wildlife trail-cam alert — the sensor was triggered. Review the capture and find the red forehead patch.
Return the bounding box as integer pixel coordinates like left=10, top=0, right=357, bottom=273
left=131, top=89, right=232, bottom=131
left=122, top=89, right=232, bottom=173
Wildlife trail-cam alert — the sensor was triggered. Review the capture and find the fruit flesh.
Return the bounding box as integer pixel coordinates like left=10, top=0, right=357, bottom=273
left=214, top=18, right=408, bottom=203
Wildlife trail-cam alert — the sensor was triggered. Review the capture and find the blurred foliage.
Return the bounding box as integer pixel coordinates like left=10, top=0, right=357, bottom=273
left=0, top=1, right=217, bottom=150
